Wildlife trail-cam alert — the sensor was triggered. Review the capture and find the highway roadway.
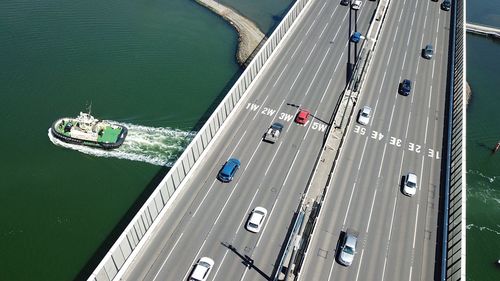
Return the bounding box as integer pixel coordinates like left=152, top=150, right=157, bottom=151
left=299, top=0, right=450, bottom=280
left=120, top=0, right=380, bottom=280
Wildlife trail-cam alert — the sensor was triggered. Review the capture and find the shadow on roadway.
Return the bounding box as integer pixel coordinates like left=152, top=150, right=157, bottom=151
left=221, top=242, right=271, bottom=280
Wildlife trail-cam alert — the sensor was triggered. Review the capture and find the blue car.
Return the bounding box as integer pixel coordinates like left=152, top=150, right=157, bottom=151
left=350, top=32, right=362, bottom=43
left=218, top=158, right=241, bottom=182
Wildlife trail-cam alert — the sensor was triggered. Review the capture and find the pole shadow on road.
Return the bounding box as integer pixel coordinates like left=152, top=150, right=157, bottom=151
left=221, top=242, right=271, bottom=280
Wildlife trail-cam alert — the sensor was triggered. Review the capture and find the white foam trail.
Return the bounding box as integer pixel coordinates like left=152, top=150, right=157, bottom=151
left=48, top=122, right=196, bottom=166
left=466, top=224, right=500, bottom=236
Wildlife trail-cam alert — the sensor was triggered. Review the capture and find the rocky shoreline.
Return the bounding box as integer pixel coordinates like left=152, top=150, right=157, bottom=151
left=195, top=0, right=265, bottom=65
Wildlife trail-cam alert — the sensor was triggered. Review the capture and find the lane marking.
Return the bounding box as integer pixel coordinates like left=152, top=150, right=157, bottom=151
left=192, top=181, right=216, bottom=218
left=354, top=249, right=365, bottom=281
left=235, top=188, right=260, bottom=235
left=304, top=47, right=332, bottom=96
left=291, top=40, right=304, bottom=60
left=377, top=144, right=388, bottom=178
left=381, top=196, right=398, bottom=281
left=265, top=142, right=283, bottom=176
left=319, top=22, right=330, bottom=39
left=273, top=64, right=289, bottom=88
left=365, top=189, right=378, bottom=233
left=290, top=66, right=304, bottom=91
left=152, top=232, right=184, bottom=281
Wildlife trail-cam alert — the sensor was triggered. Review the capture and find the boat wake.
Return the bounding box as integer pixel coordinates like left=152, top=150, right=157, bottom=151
left=48, top=122, right=196, bottom=166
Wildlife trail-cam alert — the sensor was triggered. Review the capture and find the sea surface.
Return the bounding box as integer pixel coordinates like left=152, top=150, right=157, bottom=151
left=466, top=0, right=500, bottom=280
left=0, top=0, right=497, bottom=280
left=0, top=0, right=296, bottom=280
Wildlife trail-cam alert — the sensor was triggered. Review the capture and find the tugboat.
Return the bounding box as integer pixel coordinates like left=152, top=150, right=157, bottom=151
left=50, top=109, right=127, bottom=149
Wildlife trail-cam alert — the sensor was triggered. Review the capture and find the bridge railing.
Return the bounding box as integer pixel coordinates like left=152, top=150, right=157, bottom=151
left=442, top=0, right=466, bottom=280
left=87, top=0, right=314, bottom=280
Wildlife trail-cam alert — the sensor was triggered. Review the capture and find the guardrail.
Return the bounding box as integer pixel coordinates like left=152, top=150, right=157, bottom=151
left=442, top=0, right=466, bottom=280
left=87, top=0, right=314, bottom=280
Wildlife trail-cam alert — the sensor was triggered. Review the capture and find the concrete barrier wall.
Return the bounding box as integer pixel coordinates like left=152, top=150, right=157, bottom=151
left=443, top=0, right=466, bottom=280
left=87, top=0, right=313, bottom=280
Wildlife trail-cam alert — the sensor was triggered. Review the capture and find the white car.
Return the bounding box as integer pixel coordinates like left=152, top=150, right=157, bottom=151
left=351, top=0, right=362, bottom=10
left=403, top=173, right=418, bottom=196
left=190, top=257, right=214, bottom=281
left=357, top=106, right=371, bottom=125
left=246, top=207, right=268, bottom=233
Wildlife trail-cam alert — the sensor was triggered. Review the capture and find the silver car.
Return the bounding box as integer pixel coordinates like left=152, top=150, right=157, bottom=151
left=422, top=44, right=434, bottom=59
left=338, top=230, right=358, bottom=266
left=351, top=0, right=362, bottom=10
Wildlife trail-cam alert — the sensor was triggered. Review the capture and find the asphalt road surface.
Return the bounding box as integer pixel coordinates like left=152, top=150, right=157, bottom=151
left=298, top=0, right=450, bottom=280
left=120, top=1, right=382, bottom=281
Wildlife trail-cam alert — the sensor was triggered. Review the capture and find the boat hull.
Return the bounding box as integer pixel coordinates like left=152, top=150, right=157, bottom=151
left=50, top=119, right=127, bottom=149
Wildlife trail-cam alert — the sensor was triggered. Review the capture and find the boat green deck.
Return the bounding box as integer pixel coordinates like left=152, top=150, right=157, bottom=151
left=98, top=127, right=122, bottom=143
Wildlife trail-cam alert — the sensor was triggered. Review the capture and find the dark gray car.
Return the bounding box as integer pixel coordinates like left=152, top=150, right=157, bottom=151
left=422, top=44, right=434, bottom=59
left=441, top=0, right=451, bottom=11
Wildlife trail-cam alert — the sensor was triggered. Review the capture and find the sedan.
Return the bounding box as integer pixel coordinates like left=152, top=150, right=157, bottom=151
left=295, top=109, right=310, bottom=125
left=218, top=158, right=240, bottom=182
left=189, top=257, right=214, bottom=281
left=246, top=207, right=268, bottom=233
left=441, top=0, right=451, bottom=11
left=340, top=0, right=350, bottom=5
left=350, top=32, right=362, bottom=43
left=399, top=79, right=412, bottom=96
left=351, top=0, right=362, bottom=10
left=357, top=106, right=371, bottom=125
left=403, top=173, right=418, bottom=196
left=422, top=44, right=434, bottom=59
left=338, top=230, right=358, bottom=266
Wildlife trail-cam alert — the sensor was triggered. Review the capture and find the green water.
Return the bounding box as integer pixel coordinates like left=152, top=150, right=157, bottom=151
left=466, top=34, right=500, bottom=281
left=0, top=0, right=240, bottom=280
left=466, top=0, right=500, bottom=280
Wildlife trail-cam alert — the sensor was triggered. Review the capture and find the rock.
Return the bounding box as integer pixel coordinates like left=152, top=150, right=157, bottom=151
left=195, top=0, right=266, bottom=65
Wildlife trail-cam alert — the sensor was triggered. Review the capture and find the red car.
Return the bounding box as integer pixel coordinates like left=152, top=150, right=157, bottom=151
left=295, top=109, right=310, bottom=124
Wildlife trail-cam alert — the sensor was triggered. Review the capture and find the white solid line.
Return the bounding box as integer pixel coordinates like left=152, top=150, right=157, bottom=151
left=304, top=42, right=318, bottom=64
left=319, top=22, right=330, bottom=39
left=215, top=187, right=261, bottom=279
left=291, top=40, right=304, bottom=59
left=290, top=66, right=304, bottom=90
left=354, top=249, right=365, bottom=281
left=305, top=18, right=317, bottom=36
left=305, top=48, right=332, bottom=96
left=358, top=139, right=368, bottom=171
left=283, top=147, right=302, bottom=187
left=192, top=181, right=216, bottom=217
left=265, top=142, right=283, bottom=176
left=377, top=143, right=387, bottom=178
left=365, top=189, right=378, bottom=233
left=342, top=181, right=356, bottom=226
left=412, top=204, right=420, bottom=249
left=381, top=195, right=398, bottom=281
left=381, top=257, right=389, bottom=281
left=152, top=232, right=184, bottom=281
left=236, top=188, right=260, bottom=235
left=273, top=64, right=289, bottom=88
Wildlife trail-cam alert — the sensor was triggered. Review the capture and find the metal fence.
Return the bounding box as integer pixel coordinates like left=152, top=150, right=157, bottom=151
left=87, top=0, right=314, bottom=280
left=442, top=0, right=466, bottom=280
